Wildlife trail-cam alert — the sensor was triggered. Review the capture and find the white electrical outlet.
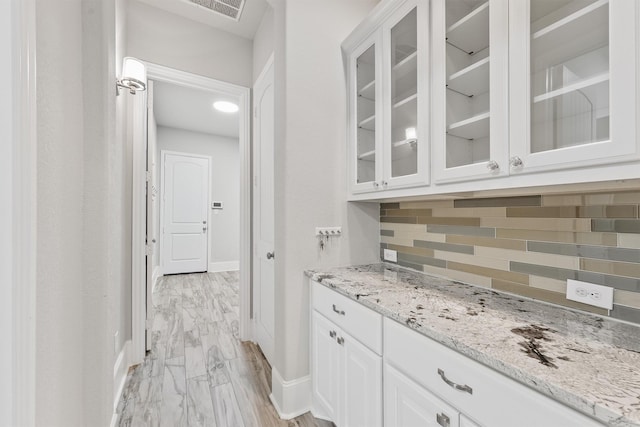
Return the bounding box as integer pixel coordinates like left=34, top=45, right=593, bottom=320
left=383, top=249, right=397, bottom=262
left=566, top=279, right=614, bottom=310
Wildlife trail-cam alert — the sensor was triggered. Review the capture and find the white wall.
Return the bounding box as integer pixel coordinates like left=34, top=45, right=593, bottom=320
left=1, top=0, right=14, bottom=424
left=35, top=0, right=86, bottom=423
left=253, top=5, right=274, bottom=83
left=271, top=0, right=381, bottom=395
left=35, top=0, right=123, bottom=424
left=157, top=126, right=241, bottom=269
left=127, top=0, right=254, bottom=88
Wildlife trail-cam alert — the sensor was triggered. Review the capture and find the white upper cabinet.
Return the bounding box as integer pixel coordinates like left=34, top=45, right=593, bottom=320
left=344, top=0, right=640, bottom=199
left=345, top=0, right=429, bottom=195
left=509, top=0, right=639, bottom=173
left=432, top=0, right=510, bottom=183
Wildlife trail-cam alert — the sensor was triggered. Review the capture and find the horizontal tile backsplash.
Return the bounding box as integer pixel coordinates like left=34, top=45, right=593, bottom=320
left=380, top=190, right=640, bottom=325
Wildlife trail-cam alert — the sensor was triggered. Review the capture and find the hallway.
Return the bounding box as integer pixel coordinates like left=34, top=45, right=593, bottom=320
left=116, top=272, right=331, bottom=427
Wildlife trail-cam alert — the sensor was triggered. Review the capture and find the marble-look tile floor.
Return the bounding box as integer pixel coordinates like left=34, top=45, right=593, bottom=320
left=117, top=271, right=333, bottom=427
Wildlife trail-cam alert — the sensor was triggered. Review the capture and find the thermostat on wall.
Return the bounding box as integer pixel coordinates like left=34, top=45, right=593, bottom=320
left=211, top=201, right=223, bottom=210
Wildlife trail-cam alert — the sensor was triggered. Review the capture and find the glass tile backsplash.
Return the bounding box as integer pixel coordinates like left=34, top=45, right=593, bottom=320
left=380, top=190, right=640, bottom=325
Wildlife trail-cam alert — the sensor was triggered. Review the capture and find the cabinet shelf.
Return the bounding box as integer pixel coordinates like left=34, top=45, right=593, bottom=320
left=533, top=72, right=609, bottom=103
left=358, top=114, right=376, bottom=130
left=359, top=80, right=376, bottom=100
left=447, top=1, right=489, bottom=55
left=393, top=93, right=417, bottom=110
left=391, top=138, right=418, bottom=160
left=448, top=56, right=490, bottom=96
left=358, top=149, right=376, bottom=161
left=393, top=51, right=417, bottom=79
left=532, top=0, right=608, bottom=69
left=447, top=112, right=490, bottom=140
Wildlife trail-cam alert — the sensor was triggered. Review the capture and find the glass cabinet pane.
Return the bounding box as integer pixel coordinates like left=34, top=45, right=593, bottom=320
left=445, top=0, right=490, bottom=168
left=390, top=7, right=418, bottom=178
left=530, top=0, right=609, bottom=153
left=356, top=45, right=377, bottom=184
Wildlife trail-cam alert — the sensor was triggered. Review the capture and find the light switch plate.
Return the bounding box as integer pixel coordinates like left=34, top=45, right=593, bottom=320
left=383, top=249, right=397, bottom=262
left=566, top=279, right=614, bottom=310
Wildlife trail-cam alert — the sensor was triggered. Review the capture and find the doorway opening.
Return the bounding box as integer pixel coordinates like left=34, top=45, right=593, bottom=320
left=130, top=62, right=251, bottom=364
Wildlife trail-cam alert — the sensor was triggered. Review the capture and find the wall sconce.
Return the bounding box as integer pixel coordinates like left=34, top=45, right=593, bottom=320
left=116, top=57, right=147, bottom=96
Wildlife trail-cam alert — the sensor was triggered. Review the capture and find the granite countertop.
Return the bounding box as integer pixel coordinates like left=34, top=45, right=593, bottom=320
left=305, top=263, right=640, bottom=427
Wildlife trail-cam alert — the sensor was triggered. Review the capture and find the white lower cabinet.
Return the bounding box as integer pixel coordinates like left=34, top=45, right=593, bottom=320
left=384, top=318, right=604, bottom=427
left=310, top=284, right=604, bottom=427
left=310, top=281, right=383, bottom=427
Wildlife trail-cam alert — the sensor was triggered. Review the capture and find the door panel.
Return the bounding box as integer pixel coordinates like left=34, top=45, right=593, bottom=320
left=311, top=312, right=341, bottom=421
left=253, top=59, right=276, bottom=364
left=162, top=153, right=209, bottom=275
left=343, top=333, right=382, bottom=427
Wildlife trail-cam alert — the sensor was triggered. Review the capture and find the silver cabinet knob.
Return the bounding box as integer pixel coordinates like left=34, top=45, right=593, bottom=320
left=486, top=160, right=499, bottom=171
left=203, top=220, right=207, bottom=224
left=202, top=227, right=207, bottom=232
left=266, top=252, right=275, bottom=260
left=510, top=156, right=523, bottom=168
left=329, top=330, right=336, bottom=339
left=373, top=182, right=379, bottom=188
left=336, top=336, right=344, bottom=345
left=382, top=181, right=388, bottom=186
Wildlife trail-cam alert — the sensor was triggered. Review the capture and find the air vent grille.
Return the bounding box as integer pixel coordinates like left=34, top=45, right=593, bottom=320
left=188, top=0, right=245, bottom=21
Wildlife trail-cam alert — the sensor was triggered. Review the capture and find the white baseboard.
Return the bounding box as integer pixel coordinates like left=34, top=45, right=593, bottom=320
left=269, top=367, right=311, bottom=420
left=112, top=340, right=132, bottom=422
left=152, top=266, right=161, bottom=291
left=208, top=260, right=239, bottom=272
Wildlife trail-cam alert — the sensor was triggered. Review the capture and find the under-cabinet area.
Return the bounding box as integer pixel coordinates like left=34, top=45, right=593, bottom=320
left=307, top=265, right=640, bottom=427
left=343, top=0, right=640, bottom=200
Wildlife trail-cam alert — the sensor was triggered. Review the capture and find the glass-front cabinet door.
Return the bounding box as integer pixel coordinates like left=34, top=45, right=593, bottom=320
left=349, top=32, right=383, bottom=194
left=382, top=0, right=429, bottom=190
left=432, top=0, right=509, bottom=183
left=346, top=0, right=428, bottom=196
left=509, top=0, right=639, bottom=173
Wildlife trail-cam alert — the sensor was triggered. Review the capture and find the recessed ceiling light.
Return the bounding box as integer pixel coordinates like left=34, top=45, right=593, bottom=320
left=213, top=101, right=239, bottom=113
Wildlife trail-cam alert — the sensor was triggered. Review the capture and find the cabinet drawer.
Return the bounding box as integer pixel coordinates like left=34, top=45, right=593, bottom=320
left=384, top=319, right=603, bottom=427
left=312, top=281, right=382, bottom=354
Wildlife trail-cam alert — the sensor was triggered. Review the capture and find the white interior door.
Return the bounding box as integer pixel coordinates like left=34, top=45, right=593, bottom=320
left=161, top=151, right=209, bottom=275
left=252, top=58, right=275, bottom=364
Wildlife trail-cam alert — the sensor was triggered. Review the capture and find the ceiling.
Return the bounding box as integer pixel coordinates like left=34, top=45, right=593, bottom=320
left=153, top=80, right=240, bottom=138
left=135, top=0, right=269, bottom=39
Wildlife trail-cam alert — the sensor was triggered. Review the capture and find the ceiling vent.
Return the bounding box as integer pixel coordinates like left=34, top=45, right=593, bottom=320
left=187, top=0, right=245, bottom=21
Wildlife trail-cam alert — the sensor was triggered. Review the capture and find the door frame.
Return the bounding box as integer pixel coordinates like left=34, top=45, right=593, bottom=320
left=159, top=150, right=212, bottom=275
left=131, top=61, right=252, bottom=364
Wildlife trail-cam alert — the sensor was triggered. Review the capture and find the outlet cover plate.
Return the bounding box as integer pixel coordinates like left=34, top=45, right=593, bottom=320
left=383, top=249, right=397, bottom=262
left=566, top=279, right=614, bottom=310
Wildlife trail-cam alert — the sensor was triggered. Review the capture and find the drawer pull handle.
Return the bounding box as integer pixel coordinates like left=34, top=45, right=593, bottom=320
left=437, top=368, right=473, bottom=394
left=336, top=336, right=345, bottom=345
left=329, top=330, right=336, bottom=339
left=436, top=413, right=450, bottom=427
left=332, top=304, right=345, bottom=315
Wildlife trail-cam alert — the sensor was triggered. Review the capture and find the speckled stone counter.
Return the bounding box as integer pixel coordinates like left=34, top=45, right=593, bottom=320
left=305, top=263, right=640, bottom=427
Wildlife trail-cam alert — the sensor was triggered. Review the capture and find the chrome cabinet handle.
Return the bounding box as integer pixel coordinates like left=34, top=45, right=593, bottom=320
left=336, top=336, right=344, bottom=345
left=437, top=368, right=473, bottom=394
left=486, top=160, right=499, bottom=171
left=329, top=330, right=336, bottom=339
left=510, top=156, right=523, bottom=168
left=332, top=304, right=345, bottom=315
left=202, top=227, right=207, bottom=232
left=436, top=413, right=450, bottom=427
left=266, top=252, right=275, bottom=260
